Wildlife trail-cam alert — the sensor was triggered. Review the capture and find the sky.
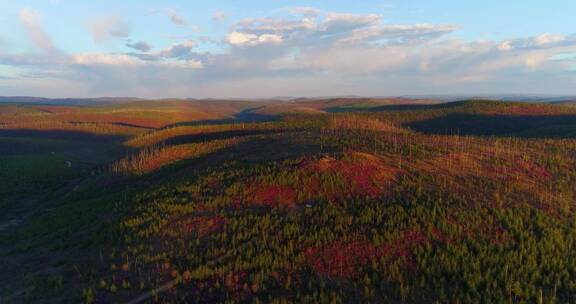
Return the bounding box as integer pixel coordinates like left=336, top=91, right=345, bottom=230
left=0, top=0, right=575, bottom=98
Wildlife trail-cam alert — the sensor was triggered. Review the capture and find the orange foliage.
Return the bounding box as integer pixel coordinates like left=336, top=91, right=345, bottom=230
left=126, top=122, right=281, bottom=148
left=300, top=152, right=400, bottom=201
left=181, top=216, right=226, bottom=238
left=328, top=115, right=403, bottom=133
left=244, top=184, right=297, bottom=207
left=0, top=121, right=144, bottom=136
left=110, top=138, right=242, bottom=175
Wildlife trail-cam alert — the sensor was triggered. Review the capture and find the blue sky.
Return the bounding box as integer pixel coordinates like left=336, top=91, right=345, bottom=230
left=0, top=0, right=575, bottom=97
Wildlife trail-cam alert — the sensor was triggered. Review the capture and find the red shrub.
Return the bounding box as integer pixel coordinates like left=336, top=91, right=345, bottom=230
left=305, top=241, right=378, bottom=280
left=182, top=216, right=226, bottom=238
left=379, top=229, right=429, bottom=273
left=490, top=159, right=552, bottom=181
left=245, top=184, right=297, bottom=207
left=238, top=152, right=399, bottom=208
left=301, top=179, right=322, bottom=199
left=515, top=160, right=552, bottom=180
left=333, top=161, right=384, bottom=198
left=305, top=229, right=432, bottom=279
left=299, top=152, right=399, bottom=201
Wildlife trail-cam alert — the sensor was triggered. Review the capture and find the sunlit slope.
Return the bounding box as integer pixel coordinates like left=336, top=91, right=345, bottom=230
left=0, top=99, right=267, bottom=129
left=86, top=106, right=575, bottom=303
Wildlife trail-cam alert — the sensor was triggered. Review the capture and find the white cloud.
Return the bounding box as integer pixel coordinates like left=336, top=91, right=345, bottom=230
left=162, top=60, right=203, bottom=69
left=235, top=17, right=317, bottom=34
left=227, top=32, right=255, bottom=45
left=3, top=7, right=576, bottom=97
left=168, top=10, right=186, bottom=26
left=498, top=41, right=513, bottom=51
left=534, top=33, right=565, bottom=45
left=227, top=31, right=283, bottom=46
left=72, top=53, right=142, bottom=66
left=72, top=53, right=203, bottom=69
left=89, top=16, right=131, bottom=44
left=231, top=12, right=456, bottom=49
left=19, top=8, right=55, bottom=52
left=340, top=23, right=459, bottom=45
left=259, top=34, right=283, bottom=44
left=286, top=7, right=320, bottom=17
left=323, top=12, right=381, bottom=32
left=496, top=33, right=573, bottom=51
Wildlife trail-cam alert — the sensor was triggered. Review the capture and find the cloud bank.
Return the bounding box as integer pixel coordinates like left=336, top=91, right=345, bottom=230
left=1, top=7, right=576, bottom=97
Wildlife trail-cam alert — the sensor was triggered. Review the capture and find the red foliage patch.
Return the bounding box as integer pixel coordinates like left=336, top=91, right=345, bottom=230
left=301, top=179, right=322, bottom=199
left=182, top=216, right=226, bottom=238
left=239, top=152, right=399, bottom=208
left=379, top=229, right=429, bottom=273
left=245, top=184, right=297, bottom=207
left=305, top=229, right=432, bottom=280
left=333, top=160, right=385, bottom=198
left=300, top=152, right=399, bottom=201
left=490, top=159, right=552, bottom=182
left=305, top=241, right=378, bottom=280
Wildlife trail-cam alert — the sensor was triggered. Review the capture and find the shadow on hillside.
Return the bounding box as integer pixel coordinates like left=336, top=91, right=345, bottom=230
left=68, top=121, right=154, bottom=130
left=326, top=104, right=441, bottom=113
left=120, top=132, right=324, bottom=181
left=204, top=133, right=322, bottom=162
left=406, top=114, right=576, bottom=138
left=325, top=100, right=523, bottom=113
left=0, top=129, right=128, bottom=155
left=156, top=129, right=292, bottom=146
left=233, top=108, right=278, bottom=121
left=0, top=129, right=127, bottom=141
left=167, top=109, right=278, bottom=128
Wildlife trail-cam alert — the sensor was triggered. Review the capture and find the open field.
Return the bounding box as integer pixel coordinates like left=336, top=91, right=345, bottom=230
left=0, top=98, right=576, bottom=303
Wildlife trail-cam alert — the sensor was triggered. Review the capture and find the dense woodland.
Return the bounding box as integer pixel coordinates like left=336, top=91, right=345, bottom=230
left=0, top=99, right=575, bottom=303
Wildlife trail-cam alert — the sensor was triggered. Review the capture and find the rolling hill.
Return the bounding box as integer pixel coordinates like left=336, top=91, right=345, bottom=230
left=0, top=98, right=575, bottom=303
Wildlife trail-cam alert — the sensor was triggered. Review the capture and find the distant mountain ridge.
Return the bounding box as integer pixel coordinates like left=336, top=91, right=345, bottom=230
left=399, top=94, right=576, bottom=103
left=2, top=94, right=576, bottom=103
left=0, top=96, right=144, bottom=105
left=551, top=100, right=576, bottom=106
